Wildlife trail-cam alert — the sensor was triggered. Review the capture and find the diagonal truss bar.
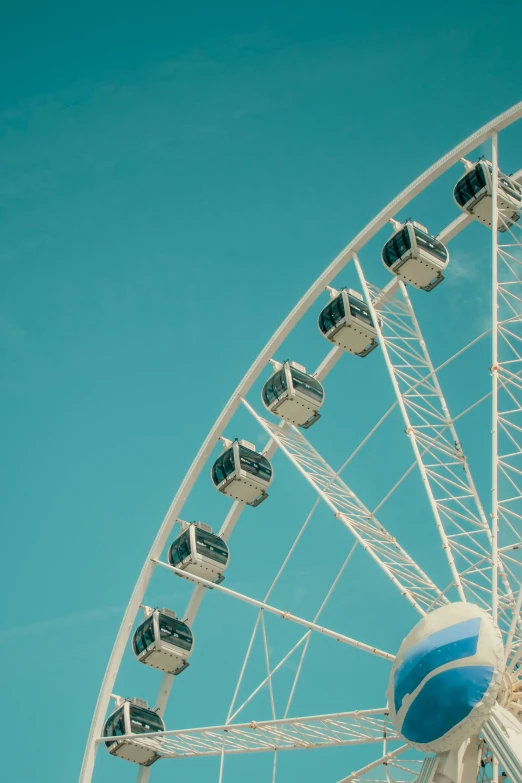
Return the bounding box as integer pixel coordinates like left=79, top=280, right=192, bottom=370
left=241, top=399, right=445, bottom=614
left=228, top=542, right=359, bottom=724
left=355, top=258, right=493, bottom=611
left=154, top=559, right=395, bottom=660
left=96, top=709, right=397, bottom=758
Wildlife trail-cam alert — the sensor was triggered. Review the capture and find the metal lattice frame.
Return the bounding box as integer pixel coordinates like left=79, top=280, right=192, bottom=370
left=96, top=709, right=396, bottom=759
left=496, top=216, right=522, bottom=668
left=365, top=274, right=493, bottom=607
left=358, top=259, right=522, bottom=653
left=241, top=397, right=445, bottom=614
left=79, top=102, right=522, bottom=783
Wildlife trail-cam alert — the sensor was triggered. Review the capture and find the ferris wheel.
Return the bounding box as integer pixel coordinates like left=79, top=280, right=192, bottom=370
left=79, top=101, right=522, bottom=783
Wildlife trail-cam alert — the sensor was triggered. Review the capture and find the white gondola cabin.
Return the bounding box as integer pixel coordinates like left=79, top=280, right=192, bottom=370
left=381, top=220, right=449, bottom=291
left=211, top=439, right=272, bottom=506
left=318, top=288, right=378, bottom=357
left=169, top=521, right=229, bottom=583
left=132, top=607, right=193, bottom=674
left=261, top=361, right=324, bottom=428
left=103, top=697, right=164, bottom=766
left=453, top=159, right=522, bottom=232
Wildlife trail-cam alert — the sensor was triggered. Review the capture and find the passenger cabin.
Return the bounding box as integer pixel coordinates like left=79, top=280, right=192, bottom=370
left=454, top=159, right=522, bottom=232
left=103, top=697, right=164, bottom=766
left=169, top=521, right=229, bottom=584
left=381, top=220, right=449, bottom=291
left=211, top=439, right=272, bottom=506
left=132, top=607, right=193, bottom=674
left=262, top=361, right=324, bottom=428
left=318, top=288, right=378, bottom=357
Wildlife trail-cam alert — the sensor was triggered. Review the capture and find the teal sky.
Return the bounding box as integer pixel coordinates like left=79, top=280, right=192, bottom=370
left=2, top=2, right=522, bottom=782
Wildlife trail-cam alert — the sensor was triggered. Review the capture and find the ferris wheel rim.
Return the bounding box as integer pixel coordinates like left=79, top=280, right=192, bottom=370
left=79, top=100, right=522, bottom=783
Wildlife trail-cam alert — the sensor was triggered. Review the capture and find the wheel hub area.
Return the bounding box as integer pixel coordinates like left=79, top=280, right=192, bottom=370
left=387, top=602, right=506, bottom=753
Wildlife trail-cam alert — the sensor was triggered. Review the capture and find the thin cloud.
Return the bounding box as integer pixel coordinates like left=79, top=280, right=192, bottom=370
left=445, top=250, right=480, bottom=284
left=0, top=605, right=125, bottom=641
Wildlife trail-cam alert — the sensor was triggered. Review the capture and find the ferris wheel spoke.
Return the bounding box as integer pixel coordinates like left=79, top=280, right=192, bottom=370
left=228, top=630, right=310, bottom=723
left=240, top=399, right=445, bottom=614
left=354, top=259, right=493, bottom=611
left=284, top=541, right=358, bottom=717
left=227, top=542, right=359, bottom=725
left=223, top=498, right=322, bottom=731
left=95, top=709, right=398, bottom=759
left=260, top=612, right=277, bottom=721
left=492, top=172, right=522, bottom=654
left=154, top=559, right=395, bottom=660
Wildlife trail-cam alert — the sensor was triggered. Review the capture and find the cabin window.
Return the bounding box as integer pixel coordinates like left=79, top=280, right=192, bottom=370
left=382, top=228, right=411, bottom=267
left=178, top=531, right=191, bottom=561
left=238, top=446, right=272, bottom=482
left=169, top=542, right=181, bottom=566
left=212, top=458, right=226, bottom=485
left=348, top=295, right=374, bottom=326
left=170, top=530, right=191, bottom=566
left=414, top=229, right=448, bottom=262
left=273, top=369, right=287, bottom=396
left=454, top=165, right=486, bottom=207
left=105, top=707, right=126, bottom=742
left=262, top=379, right=276, bottom=405
left=224, top=449, right=236, bottom=479
left=158, top=616, right=193, bottom=651
left=195, top=528, right=229, bottom=565
left=290, top=368, right=324, bottom=404
left=318, top=295, right=345, bottom=333
left=133, top=617, right=155, bottom=655
left=212, top=448, right=236, bottom=484
left=262, top=369, right=287, bottom=405
left=129, top=707, right=164, bottom=734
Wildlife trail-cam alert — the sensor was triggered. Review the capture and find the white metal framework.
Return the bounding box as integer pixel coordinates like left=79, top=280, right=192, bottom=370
left=96, top=709, right=396, bottom=758
left=367, top=275, right=492, bottom=606
left=240, top=397, right=445, bottom=615
left=79, top=102, right=522, bottom=783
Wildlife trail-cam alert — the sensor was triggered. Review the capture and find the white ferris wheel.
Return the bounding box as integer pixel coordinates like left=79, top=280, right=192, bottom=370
left=80, top=101, right=522, bottom=783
